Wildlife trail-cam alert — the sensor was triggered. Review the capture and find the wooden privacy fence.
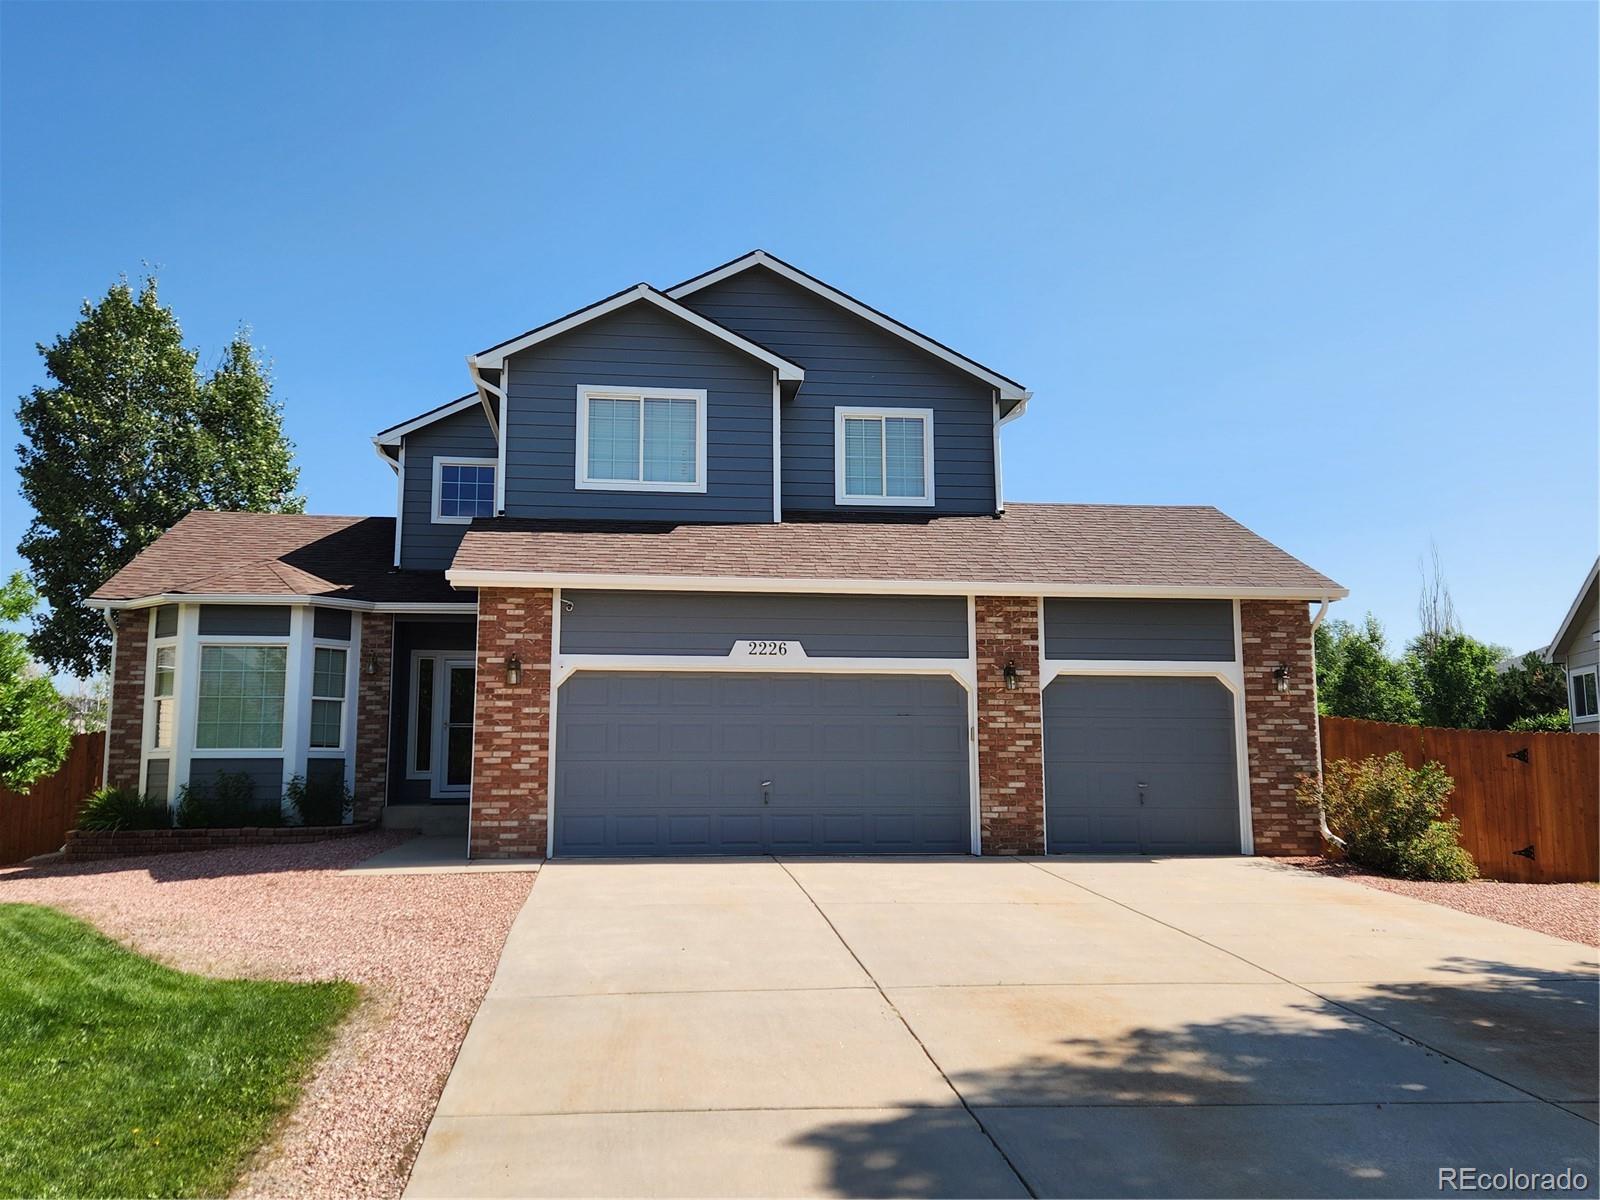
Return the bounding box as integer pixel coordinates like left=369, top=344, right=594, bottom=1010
left=0, top=731, right=103, bottom=866
left=1320, top=717, right=1598, bottom=883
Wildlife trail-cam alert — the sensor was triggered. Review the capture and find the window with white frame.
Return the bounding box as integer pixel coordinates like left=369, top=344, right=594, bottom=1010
left=834, top=407, right=934, bottom=505
left=195, top=645, right=287, bottom=750
left=433, top=458, right=497, bottom=523
left=1572, top=668, right=1598, bottom=720
left=150, top=644, right=176, bottom=749
left=576, top=386, right=706, bottom=492
left=310, top=646, right=348, bottom=749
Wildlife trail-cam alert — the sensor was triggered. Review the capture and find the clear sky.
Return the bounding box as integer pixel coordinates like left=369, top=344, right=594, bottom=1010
left=2, top=2, right=1595, bottom=667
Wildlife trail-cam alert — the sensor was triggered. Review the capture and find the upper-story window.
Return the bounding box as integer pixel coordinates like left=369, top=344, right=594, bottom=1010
left=835, top=407, right=934, bottom=506
left=433, top=458, right=498, bottom=524
left=576, top=385, right=707, bottom=493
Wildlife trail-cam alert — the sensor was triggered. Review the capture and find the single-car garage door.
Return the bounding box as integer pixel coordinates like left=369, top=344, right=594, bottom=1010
left=1044, top=675, right=1240, bottom=854
left=554, top=671, right=970, bottom=856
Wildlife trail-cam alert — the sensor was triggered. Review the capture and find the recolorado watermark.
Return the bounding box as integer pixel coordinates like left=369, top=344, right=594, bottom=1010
left=1440, top=1166, right=1590, bottom=1192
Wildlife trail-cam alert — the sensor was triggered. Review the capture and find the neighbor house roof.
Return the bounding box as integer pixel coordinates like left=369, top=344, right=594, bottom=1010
left=88, top=512, right=467, bottom=608
left=666, top=250, right=1031, bottom=407
left=448, top=503, right=1346, bottom=600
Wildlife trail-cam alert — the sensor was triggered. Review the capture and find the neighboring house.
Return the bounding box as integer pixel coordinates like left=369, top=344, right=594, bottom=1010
left=1546, top=558, right=1600, bottom=732
left=88, top=251, right=1346, bottom=860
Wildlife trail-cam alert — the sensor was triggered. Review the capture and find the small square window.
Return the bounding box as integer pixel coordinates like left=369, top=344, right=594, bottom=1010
left=434, top=460, right=497, bottom=523
left=835, top=408, right=933, bottom=505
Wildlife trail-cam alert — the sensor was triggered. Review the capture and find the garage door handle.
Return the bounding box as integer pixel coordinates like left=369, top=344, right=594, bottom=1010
left=761, top=780, right=772, bottom=805
left=1137, top=782, right=1147, bottom=805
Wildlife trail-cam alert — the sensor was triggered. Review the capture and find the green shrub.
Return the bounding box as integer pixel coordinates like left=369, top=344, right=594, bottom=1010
left=175, top=772, right=285, bottom=828
left=76, top=785, right=171, bottom=831
left=283, top=772, right=352, bottom=827
left=1507, top=709, right=1570, bottom=733
left=1298, top=752, right=1477, bottom=881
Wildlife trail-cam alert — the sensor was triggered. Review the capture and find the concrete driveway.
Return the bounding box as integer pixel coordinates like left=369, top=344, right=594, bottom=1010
left=406, top=857, right=1598, bottom=1198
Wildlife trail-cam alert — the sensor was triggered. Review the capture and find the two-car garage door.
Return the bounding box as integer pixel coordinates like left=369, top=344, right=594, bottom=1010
left=554, top=671, right=970, bottom=856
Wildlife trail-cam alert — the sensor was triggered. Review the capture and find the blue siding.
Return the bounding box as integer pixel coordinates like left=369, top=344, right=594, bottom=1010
left=1044, top=599, right=1236, bottom=662
left=678, top=266, right=998, bottom=516
left=399, top=405, right=499, bottom=571
left=503, top=304, right=774, bottom=523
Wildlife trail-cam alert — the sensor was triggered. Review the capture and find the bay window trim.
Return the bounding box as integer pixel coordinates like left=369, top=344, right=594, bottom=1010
left=193, top=639, right=290, bottom=753
left=308, top=641, right=350, bottom=752
left=574, top=384, right=708, bottom=494
left=834, top=405, right=936, bottom=507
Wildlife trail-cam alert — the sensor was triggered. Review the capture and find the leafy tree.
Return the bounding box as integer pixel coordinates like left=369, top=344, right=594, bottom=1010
left=1405, top=632, right=1502, bottom=730
left=15, top=277, right=303, bottom=676
left=1508, top=710, right=1570, bottom=733
left=1485, top=653, right=1569, bottom=731
left=1315, top=614, right=1419, bottom=724
left=0, top=574, right=73, bottom=792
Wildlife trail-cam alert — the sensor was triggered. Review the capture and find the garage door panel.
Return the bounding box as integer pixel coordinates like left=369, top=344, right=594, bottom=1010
left=1045, top=676, right=1239, bottom=856
left=555, top=671, right=970, bottom=856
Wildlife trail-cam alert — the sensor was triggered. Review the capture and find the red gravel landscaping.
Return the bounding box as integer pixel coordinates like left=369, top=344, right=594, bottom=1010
left=0, top=831, right=536, bottom=1199
left=1287, top=858, right=1599, bottom=948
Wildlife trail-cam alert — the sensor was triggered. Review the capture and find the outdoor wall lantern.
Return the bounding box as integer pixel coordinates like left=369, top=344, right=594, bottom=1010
left=363, top=653, right=379, bottom=677
left=1273, top=663, right=1291, bottom=693
left=505, top=655, right=522, bottom=686
left=1003, top=660, right=1019, bottom=691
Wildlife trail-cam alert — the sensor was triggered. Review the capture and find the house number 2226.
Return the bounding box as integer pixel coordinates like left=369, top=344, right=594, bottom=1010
left=744, top=640, right=789, bottom=656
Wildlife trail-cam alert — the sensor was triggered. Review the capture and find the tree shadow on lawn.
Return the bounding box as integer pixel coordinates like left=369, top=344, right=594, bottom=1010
left=792, top=960, right=1598, bottom=1199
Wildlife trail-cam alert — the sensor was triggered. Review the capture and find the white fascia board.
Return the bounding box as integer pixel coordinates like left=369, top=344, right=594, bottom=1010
left=89, top=594, right=478, bottom=614
left=473, top=284, right=805, bottom=382
left=446, top=567, right=1349, bottom=602
left=666, top=251, right=1028, bottom=402
left=373, top=394, right=486, bottom=447
left=372, top=441, right=400, bottom=470
left=465, top=356, right=502, bottom=442
left=1547, top=557, right=1600, bottom=661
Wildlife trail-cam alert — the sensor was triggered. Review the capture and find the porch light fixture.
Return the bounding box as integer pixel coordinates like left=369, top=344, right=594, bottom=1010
left=505, top=655, right=522, bottom=686
left=363, top=653, right=379, bottom=677
left=1273, top=663, right=1291, bottom=693
left=1003, top=660, right=1019, bottom=691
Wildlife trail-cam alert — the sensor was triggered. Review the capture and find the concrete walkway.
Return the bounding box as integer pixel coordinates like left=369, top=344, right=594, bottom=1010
left=406, top=857, right=1598, bottom=1198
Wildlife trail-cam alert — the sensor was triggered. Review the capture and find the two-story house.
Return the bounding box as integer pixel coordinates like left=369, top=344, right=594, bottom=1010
left=89, top=251, right=1346, bottom=859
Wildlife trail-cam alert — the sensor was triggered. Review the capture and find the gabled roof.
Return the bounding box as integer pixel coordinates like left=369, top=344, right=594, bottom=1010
left=89, top=512, right=466, bottom=608
left=469, top=282, right=805, bottom=381
left=1547, top=557, right=1600, bottom=661
left=666, top=250, right=1030, bottom=406
left=372, top=393, right=484, bottom=450
left=448, top=503, right=1346, bottom=600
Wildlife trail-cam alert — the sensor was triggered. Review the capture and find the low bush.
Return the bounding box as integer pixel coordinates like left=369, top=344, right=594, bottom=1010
left=1507, top=709, right=1570, bottom=733
left=175, top=772, right=285, bottom=828
left=1298, top=752, right=1477, bottom=882
left=76, top=785, right=171, bottom=832
left=283, top=772, right=352, bottom=827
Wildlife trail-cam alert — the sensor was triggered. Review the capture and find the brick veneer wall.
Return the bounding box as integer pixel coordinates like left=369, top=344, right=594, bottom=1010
left=353, top=613, right=394, bottom=823
left=105, top=611, right=148, bottom=791
left=63, top=821, right=378, bottom=862
left=470, top=588, right=553, bottom=859
left=1241, top=600, right=1321, bottom=854
left=975, top=595, right=1045, bottom=855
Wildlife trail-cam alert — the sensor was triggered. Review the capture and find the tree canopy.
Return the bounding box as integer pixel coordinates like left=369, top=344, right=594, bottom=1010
left=0, top=574, right=73, bottom=792
left=15, top=277, right=303, bottom=676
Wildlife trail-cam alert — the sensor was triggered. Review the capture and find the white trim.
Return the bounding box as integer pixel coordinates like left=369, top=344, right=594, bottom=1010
left=308, top=641, right=350, bottom=753
left=544, top=588, right=562, bottom=860
left=465, top=356, right=503, bottom=442
left=496, top=367, right=509, bottom=515
left=1547, top=558, right=1599, bottom=662
left=472, top=285, right=805, bottom=381
left=665, top=251, right=1026, bottom=402
left=1038, top=658, right=1246, bottom=688
left=433, top=658, right=475, bottom=798
left=1570, top=666, right=1599, bottom=722
left=393, top=444, right=406, bottom=569
left=431, top=456, right=499, bottom=525
left=551, top=652, right=974, bottom=690
left=90, top=595, right=478, bottom=615
left=1232, top=598, right=1253, bottom=853
left=372, top=394, right=484, bottom=447
left=771, top=372, right=782, bottom=523
left=445, top=568, right=1348, bottom=603
left=575, top=385, right=708, bottom=494
left=991, top=396, right=1004, bottom=515
left=833, top=406, right=935, bottom=507
left=172, top=605, right=200, bottom=807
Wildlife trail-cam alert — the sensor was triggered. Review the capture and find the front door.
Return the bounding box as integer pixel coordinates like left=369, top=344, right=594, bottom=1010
left=433, top=659, right=475, bottom=798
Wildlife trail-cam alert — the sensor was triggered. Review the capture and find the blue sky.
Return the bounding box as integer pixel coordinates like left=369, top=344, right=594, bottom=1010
left=2, top=2, right=1594, bottom=667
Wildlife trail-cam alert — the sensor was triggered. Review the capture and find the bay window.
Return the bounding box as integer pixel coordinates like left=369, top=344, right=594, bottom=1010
left=195, top=644, right=287, bottom=750
left=310, top=646, right=347, bottom=749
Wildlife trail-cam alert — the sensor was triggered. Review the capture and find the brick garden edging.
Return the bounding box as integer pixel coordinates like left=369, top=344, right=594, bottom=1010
left=61, top=821, right=379, bottom=862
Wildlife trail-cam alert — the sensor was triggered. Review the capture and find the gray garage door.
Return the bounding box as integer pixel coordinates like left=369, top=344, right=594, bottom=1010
left=1044, top=675, right=1240, bottom=855
left=554, top=672, right=970, bottom=856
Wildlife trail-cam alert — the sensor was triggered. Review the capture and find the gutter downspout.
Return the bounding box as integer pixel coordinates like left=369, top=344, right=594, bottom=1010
left=1307, top=598, right=1345, bottom=850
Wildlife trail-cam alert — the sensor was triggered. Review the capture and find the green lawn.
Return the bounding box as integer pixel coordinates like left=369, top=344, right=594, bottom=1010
left=0, top=903, right=357, bottom=1199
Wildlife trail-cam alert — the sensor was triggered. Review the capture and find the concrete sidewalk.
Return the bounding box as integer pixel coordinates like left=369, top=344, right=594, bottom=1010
left=406, top=856, right=1598, bottom=1198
